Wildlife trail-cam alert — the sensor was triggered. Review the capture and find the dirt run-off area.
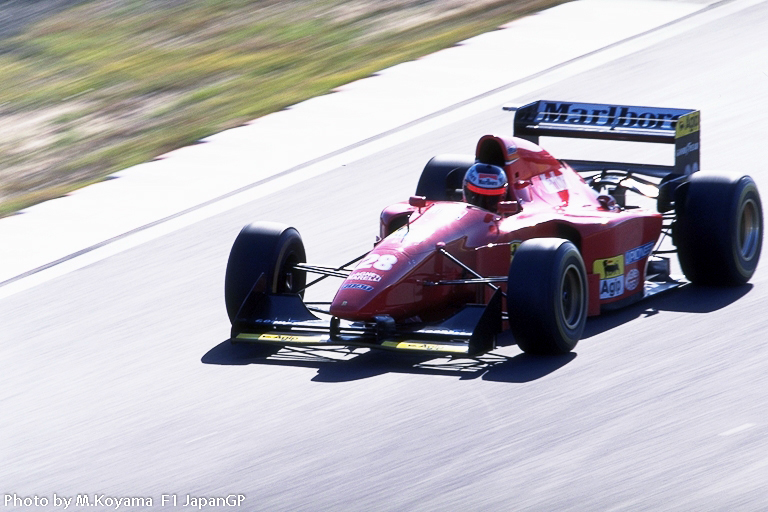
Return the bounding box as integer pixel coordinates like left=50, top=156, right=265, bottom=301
left=0, top=0, right=568, bottom=217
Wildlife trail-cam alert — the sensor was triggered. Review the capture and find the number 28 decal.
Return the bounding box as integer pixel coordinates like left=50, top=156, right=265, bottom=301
left=356, top=253, right=398, bottom=271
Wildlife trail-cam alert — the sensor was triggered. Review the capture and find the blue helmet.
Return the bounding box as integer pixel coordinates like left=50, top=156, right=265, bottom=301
left=463, top=163, right=508, bottom=211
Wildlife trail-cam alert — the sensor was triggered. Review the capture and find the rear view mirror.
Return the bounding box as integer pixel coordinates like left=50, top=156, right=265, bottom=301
left=409, top=196, right=427, bottom=208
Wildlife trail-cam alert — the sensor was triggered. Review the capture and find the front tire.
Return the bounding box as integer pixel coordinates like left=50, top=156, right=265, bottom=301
left=674, top=171, right=762, bottom=285
left=224, top=222, right=306, bottom=323
left=507, top=238, right=588, bottom=355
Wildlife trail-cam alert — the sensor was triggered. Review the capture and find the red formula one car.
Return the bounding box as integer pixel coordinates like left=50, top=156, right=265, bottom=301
left=224, top=100, right=763, bottom=355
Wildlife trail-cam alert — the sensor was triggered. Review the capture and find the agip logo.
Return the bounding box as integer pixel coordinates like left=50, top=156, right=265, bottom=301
left=593, top=255, right=624, bottom=299
left=675, top=111, right=700, bottom=138
left=593, top=255, right=624, bottom=279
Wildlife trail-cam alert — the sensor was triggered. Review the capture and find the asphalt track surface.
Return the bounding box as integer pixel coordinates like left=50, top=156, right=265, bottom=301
left=2, top=1, right=768, bottom=511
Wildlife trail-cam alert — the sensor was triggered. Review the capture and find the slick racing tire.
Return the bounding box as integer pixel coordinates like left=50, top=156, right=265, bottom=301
left=415, top=154, right=475, bottom=201
left=224, top=222, right=307, bottom=323
left=507, top=238, right=588, bottom=355
left=674, top=171, right=762, bottom=286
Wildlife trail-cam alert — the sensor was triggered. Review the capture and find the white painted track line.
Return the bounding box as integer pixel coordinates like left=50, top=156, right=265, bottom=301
left=719, top=423, right=756, bottom=436
left=1, top=0, right=759, bottom=298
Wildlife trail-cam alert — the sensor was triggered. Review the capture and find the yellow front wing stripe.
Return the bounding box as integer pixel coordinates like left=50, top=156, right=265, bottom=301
left=237, top=333, right=469, bottom=353
left=236, top=333, right=324, bottom=343
left=381, top=341, right=468, bottom=354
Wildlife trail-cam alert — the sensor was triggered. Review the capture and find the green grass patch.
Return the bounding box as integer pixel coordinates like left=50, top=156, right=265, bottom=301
left=0, top=0, right=570, bottom=217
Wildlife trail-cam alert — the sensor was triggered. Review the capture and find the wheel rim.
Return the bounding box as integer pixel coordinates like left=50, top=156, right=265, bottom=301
left=738, top=197, right=760, bottom=262
left=560, top=263, right=585, bottom=331
left=279, top=253, right=301, bottom=293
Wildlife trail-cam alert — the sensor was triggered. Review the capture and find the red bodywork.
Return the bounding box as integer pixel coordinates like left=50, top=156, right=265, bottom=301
left=329, top=135, right=662, bottom=322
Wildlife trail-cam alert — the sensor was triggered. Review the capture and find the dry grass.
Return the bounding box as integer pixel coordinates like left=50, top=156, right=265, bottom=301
left=0, top=0, right=569, bottom=217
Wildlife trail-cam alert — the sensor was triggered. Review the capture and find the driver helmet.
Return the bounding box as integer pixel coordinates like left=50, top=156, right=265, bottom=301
left=463, top=163, right=509, bottom=211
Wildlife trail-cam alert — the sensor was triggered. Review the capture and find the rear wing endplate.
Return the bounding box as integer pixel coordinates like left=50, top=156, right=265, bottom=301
left=504, top=100, right=700, bottom=177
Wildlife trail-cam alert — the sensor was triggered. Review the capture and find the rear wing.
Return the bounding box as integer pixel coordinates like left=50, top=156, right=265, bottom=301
left=504, top=100, right=700, bottom=178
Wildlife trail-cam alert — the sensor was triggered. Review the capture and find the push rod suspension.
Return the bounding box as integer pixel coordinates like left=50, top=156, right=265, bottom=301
left=438, top=248, right=500, bottom=293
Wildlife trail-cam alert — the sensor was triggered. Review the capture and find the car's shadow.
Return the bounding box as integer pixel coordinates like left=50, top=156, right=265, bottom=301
left=201, top=331, right=576, bottom=384
left=582, top=282, right=753, bottom=339
left=202, top=283, right=752, bottom=382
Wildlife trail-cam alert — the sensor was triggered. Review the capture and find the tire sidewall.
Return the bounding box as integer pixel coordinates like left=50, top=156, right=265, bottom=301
left=415, top=154, right=474, bottom=201
left=269, top=230, right=306, bottom=294
left=675, top=172, right=762, bottom=285
left=551, top=247, right=588, bottom=349
left=728, top=181, right=762, bottom=282
left=507, top=238, right=588, bottom=354
left=224, top=222, right=306, bottom=322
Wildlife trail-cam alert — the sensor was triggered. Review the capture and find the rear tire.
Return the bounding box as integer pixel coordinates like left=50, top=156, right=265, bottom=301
left=507, top=238, right=588, bottom=355
left=674, top=171, right=762, bottom=285
left=415, top=154, right=474, bottom=201
left=224, top=222, right=306, bottom=323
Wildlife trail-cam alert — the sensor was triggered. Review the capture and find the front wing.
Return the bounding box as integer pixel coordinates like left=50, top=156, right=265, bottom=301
left=231, top=288, right=504, bottom=357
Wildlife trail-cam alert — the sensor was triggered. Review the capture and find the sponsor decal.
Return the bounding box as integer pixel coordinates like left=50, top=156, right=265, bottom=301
left=538, top=171, right=567, bottom=193
left=626, top=268, right=640, bottom=291
left=476, top=175, right=504, bottom=187
left=348, top=271, right=382, bottom=282
left=236, top=333, right=322, bottom=343
left=600, top=276, right=624, bottom=299
left=341, top=283, right=374, bottom=292
left=593, top=255, right=624, bottom=279
left=509, top=241, right=522, bottom=262
left=506, top=144, right=519, bottom=165
left=537, top=102, right=681, bottom=130
left=381, top=341, right=469, bottom=354
left=625, top=241, right=654, bottom=265
left=675, top=111, right=700, bottom=138
left=675, top=141, right=699, bottom=157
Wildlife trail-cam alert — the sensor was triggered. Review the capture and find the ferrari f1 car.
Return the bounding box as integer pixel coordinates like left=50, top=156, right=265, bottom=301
left=224, top=100, right=763, bottom=356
